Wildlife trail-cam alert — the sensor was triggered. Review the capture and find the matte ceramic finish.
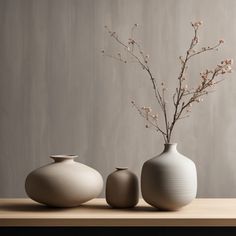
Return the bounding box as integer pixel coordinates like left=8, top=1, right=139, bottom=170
left=25, top=155, right=103, bottom=207
left=106, top=168, right=139, bottom=208
left=141, top=144, right=197, bottom=210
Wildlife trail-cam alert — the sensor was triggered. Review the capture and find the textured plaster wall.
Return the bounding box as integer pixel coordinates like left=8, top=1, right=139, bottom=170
left=0, top=0, right=236, bottom=197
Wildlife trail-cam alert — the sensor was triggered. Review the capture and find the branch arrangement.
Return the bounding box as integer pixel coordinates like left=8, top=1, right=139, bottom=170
left=102, top=21, right=233, bottom=143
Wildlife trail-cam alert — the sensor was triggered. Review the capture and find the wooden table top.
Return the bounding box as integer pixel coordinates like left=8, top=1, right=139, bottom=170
left=1, top=198, right=236, bottom=226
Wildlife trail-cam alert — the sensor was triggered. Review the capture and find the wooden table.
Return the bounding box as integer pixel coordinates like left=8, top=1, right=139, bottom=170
left=1, top=198, right=236, bottom=227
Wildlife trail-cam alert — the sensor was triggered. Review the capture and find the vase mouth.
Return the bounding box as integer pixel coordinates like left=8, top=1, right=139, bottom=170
left=50, top=154, right=78, bottom=162
left=116, top=167, right=128, bottom=170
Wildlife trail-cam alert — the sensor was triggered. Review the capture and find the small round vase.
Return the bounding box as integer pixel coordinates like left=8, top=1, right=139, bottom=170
left=141, top=143, right=197, bottom=210
left=25, top=155, right=103, bottom=207
left=106, top=167, right=139, bottom=208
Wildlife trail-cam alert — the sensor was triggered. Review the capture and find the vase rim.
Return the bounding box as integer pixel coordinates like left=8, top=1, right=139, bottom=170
left=116, top=167, right=128, bottom=170
left=164, top=143, right=177, bottom=145
left=50, top=154, right=78, bottom=160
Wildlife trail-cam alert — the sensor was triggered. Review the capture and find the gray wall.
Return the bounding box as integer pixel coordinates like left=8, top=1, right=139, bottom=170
left=0, top=0, right=236, bottom=198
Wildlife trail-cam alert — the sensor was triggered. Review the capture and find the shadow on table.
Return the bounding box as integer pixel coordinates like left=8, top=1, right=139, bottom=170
left=0, top=203, right=64, bottom=212
left=79, top=204, right=164, bottom=212
left=0, top=202, right=162, bottom=212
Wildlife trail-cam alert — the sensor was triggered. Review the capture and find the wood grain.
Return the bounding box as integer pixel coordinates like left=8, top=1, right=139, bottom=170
left=1, top=198, right=236, bottom=226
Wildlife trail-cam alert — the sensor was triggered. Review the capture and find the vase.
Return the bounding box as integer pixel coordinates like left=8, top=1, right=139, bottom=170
left=25, top=155, right=103, bottom=207
left=141, top=143, right=197, bottom=210
left=106, top=167, right=139, bottom=208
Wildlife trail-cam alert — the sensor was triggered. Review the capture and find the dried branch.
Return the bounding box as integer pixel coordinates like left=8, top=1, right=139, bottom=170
left=131, top=101, right=167, bottom=143
left=102, top=21, right=233, bottom=143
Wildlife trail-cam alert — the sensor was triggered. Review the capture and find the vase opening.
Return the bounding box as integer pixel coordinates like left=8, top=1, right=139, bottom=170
left=50, top=154, right=78, bottom=163
left=116, top=167, right=128, bottom=171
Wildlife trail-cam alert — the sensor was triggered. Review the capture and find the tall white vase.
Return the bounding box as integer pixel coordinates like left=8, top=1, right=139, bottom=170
left=25, top=155, right=103, bottom=207
left=141, top=143, right=197, bottom=210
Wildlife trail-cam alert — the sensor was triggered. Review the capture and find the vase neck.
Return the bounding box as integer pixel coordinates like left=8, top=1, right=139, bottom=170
left=50, top=155, right=77, bottom=163
left=163, top=143, right=178, bottom=153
